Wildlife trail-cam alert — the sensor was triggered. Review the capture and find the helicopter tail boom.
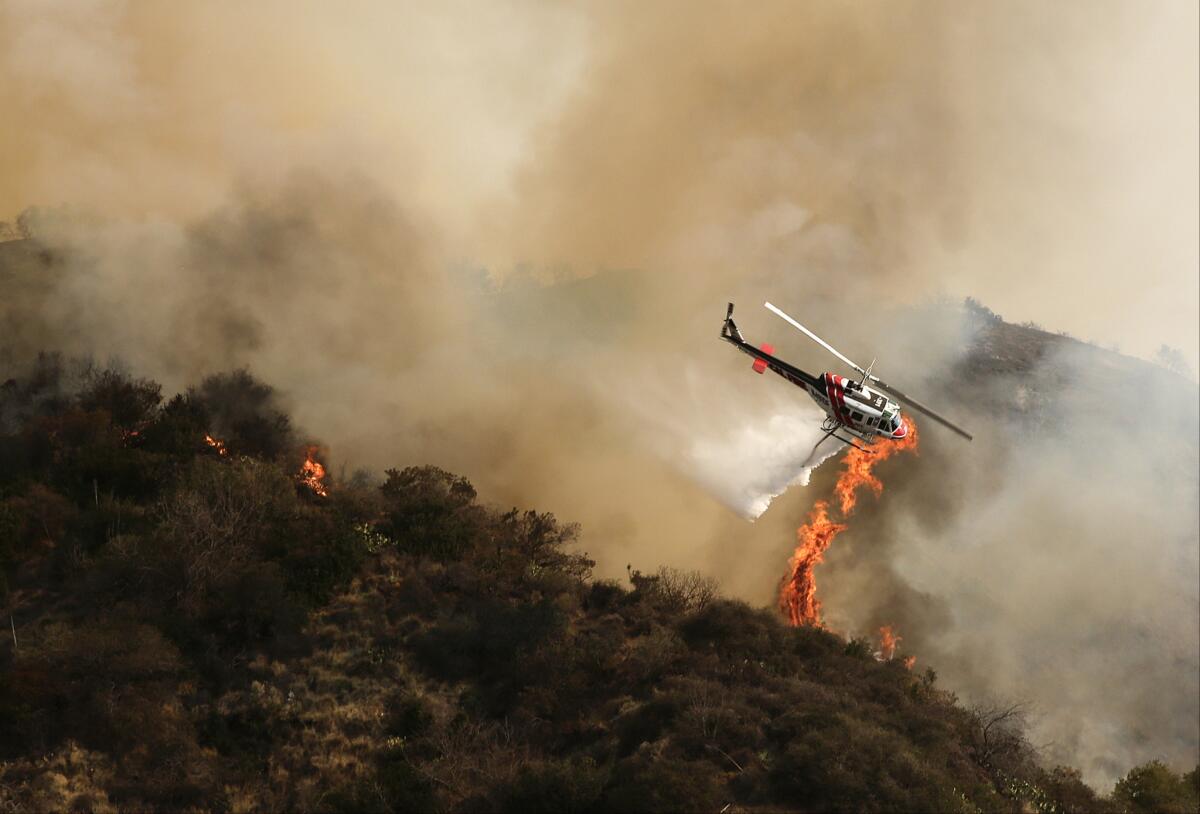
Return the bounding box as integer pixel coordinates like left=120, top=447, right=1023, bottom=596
left=721, top=303, right=823, bottom=390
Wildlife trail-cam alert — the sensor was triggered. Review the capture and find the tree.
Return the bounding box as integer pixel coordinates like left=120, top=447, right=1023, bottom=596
left=188, top=370, right=293, bottom=459
left=77, top=368, right=162, bottom=429
left=1113, top=760, right=1199, bottom=814
left=378, top=466, right=483, bottom=562
left=967, top=702, right=1030, bottom=773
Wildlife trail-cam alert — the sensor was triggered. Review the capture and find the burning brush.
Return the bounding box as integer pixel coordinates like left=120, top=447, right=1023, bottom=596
left=299, top=445, right=329, bottom=497
left=204, top=434, right=229, bottom=456
left=876, top=625, right=916, bottom=669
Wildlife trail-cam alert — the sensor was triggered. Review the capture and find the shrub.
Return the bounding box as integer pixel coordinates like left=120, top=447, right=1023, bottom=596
left=138, top=393, right=211, bottom=458
left=379, top=466, right=483, bottom=562
left=632, top=566, right=718, bottom=614
left=768, top=712, right=959, bottom=813
left=620, top=626, right=688, bottom=688
left=3, top=619, right=186, bottom=756
left=1038, top=766, right=1104, bottom=814
left=275, top=508, right=369, bottom=606
left=488, top=509, right=592, bottom=585
left=379, top=753, right=439, bottom=813
left=1113, top=760, right=1199, bottom=814
left=188, top=369, right=293, bottom=460
left=844, top=637, right=874, bottom=659
left=615, top=697, right=682, bottom=756
left=600, top=752, right=726, bottom=813
left=498, top=757, right=607, bottom=814
left=584, top=579, right=626, bottom=612
left=383, top=690, right=435, bottom=739
left=76, top=368, right=161, bottom=429
left=677, top=599, right=783, bottom=663
left=152, top=457, right=295, bottom=613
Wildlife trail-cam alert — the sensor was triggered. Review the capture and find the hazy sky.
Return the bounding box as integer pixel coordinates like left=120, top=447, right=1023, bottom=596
left=1, top=0, right=1196, bottom=365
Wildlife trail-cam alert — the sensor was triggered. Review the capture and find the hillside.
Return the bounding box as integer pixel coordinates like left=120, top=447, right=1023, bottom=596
left=0, top=351, right=1196, bottom=813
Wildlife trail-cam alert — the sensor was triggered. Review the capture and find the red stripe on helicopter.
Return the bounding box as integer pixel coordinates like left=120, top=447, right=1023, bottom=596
left=824, top=373, right=848, bottom=423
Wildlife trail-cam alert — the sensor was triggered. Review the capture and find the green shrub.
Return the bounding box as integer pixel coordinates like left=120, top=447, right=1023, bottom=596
left=1113, top=760, right=1199, bottom=814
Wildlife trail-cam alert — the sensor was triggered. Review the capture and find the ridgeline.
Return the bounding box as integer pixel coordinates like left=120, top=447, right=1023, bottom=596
left=0, top=355, right=1196, bottom=812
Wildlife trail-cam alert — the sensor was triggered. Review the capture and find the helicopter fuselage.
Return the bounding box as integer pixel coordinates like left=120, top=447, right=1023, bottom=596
left=720, top=311, right=907, bottom=442
left=805, top=374, right=908, bottom=440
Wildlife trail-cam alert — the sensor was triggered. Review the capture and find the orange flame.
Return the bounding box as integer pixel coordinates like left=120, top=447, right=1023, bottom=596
left=780, top=419, right=919, bottom=628
left=779, top=500, right=846, bottom=626
left=835, top=420, right=919, bottom=514
left=878, top=625, right=900, bottom=660
left=300, top=446, right=328, bottom=497
left=204, top=434, right=229, bottom=456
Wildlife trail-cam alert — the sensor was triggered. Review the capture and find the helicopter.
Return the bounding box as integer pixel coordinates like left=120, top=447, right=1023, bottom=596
left=720, top=301, right=972, bottom=453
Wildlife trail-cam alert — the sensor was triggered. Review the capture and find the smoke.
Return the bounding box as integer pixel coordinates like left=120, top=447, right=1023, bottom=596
left=1, top=0, right=1196, bottom=789
left=817, top=322, right=1200, bottom=787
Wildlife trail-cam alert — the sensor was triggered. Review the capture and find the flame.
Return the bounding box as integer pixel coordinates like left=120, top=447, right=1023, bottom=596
left=779, top=500, right=846, bottom=626
left=204, top=434, right=229, bottom=456
left=878, top=625, right=900, bottom=660
left=779, top=419, right=919, bottom=628
left=835, top=420, right=919, bottom=514
left=300, top=446, right=328, bottom=497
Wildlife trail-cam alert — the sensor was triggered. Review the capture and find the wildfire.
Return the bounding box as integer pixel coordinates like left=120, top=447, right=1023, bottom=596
left=779, top=419, right=919, bottom=628
left=878, top=625, right=900, bottom=660
left=204, top=434, right=229, bottom=456
left=876, top=625, right=917, bottom=669
left=299, top=446, right=328, bottom=497
left=780, top=500, right=846, bottom=626
left=835, top=420, right=919, bottom=514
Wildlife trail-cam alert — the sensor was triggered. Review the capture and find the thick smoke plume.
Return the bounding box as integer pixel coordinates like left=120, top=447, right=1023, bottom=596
left=1, top=0, right=1196, bottom=789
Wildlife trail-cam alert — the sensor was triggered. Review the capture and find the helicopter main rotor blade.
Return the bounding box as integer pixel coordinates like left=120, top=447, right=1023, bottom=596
left=764, top=302, right=868, bottom=376
left=871, top=378, right=974, bottom=441
left=763, top=300, right=972, bottom=441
